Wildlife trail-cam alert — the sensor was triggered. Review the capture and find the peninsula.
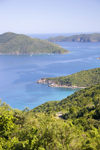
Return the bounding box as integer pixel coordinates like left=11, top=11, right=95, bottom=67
left=0, top=32, right=68, bottom=54
left=49, top=33, right=100, bottom=42
left=37, top=67, right=100, bottom=88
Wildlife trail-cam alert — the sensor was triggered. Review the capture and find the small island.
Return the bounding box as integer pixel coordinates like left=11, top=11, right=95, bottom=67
left=0, top=32, right=69, bottom=55
left=37, top=67, right=100, bottom=88
left=48, top=33, right=100, bottom=42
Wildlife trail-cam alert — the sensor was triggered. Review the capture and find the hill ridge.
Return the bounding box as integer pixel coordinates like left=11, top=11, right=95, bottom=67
left=0, top=32, right=68, bottom=54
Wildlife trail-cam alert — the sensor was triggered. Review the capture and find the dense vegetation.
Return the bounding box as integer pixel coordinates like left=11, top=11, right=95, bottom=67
left=0, top=32, right=68, bottom=54
left=40, top=68, right=100, bottom=88
left=49, top=33, right=100, bottom=42
left=0, top=84, right=100, bottom=149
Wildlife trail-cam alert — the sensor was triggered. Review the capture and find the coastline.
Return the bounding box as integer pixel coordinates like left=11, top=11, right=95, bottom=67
left=0, top=51, right=69, bottom=56
left=37, top=78, right=86, bottom=89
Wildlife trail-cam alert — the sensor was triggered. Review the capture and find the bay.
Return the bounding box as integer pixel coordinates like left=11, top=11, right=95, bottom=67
left=0, top=42, right=100, bottom=109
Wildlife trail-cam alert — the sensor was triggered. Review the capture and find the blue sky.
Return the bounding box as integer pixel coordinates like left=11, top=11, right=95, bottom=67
left=0, top=0, right=100, bottom=34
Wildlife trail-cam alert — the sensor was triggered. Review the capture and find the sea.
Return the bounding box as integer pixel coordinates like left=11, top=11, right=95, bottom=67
left=0, top=34, right=100, bottom=109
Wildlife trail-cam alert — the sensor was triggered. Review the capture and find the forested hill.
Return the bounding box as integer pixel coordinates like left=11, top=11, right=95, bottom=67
left=37, top=68, right=100, bottom=88
left=48, top=33, right=100, bottom=42
left=0, top=84, right=100, bottom=149
left=0, top=32, right=68, bottom=54
left=33, top=84, right=100, bottom=115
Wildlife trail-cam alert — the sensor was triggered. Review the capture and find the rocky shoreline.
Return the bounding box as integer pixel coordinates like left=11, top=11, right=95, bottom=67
left=37, top=78, right=86, bottom=89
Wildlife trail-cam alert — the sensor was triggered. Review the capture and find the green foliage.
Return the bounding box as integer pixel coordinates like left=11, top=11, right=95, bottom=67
left=0, top=84, right=100, bottom=149
left=44, top=67, right=100, bottom=87
left=0, top=111, right=14, bottom=138
left=0, top=32, right=68, bottom=54
left=33, top=101, right=59, bottom=113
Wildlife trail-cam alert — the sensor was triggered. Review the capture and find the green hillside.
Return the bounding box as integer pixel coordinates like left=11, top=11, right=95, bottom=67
left=0, top=32, right=68, bottom=54
left=33, top=84, right=100, bottom=115
left=49, top=33, right=100, bottom=42
left=37, top=68, right=100, bottom=88
left=0, top=84, right=100, bottom=149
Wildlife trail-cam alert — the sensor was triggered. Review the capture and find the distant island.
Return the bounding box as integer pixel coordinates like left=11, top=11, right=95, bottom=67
left=37, top=67, right=100, bottom=88
left=0, top=32, right=68, bottom=54
left=48, top=33, right=100, bottom=42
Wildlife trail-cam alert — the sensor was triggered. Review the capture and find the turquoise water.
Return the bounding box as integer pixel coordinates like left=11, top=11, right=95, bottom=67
left=0, top=42, right=100, bottom=109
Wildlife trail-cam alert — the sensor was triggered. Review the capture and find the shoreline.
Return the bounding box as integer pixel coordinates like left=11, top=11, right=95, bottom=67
left=0, top=52, right=69, bottom=56
left=37, top=78, right=86, bottom=89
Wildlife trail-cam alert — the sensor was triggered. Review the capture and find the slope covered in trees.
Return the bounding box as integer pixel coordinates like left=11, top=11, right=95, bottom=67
left=49, top=33, right=100, bottom=42
left=0, top=32, right=68, bottom=54
left=0, top=84, right=100, bottom=149
left=37, top=68, right=100, bottom=88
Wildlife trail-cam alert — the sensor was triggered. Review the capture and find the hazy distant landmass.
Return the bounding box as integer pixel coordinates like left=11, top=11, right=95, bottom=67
left=49, top=33, right=100, bottom=42
left=0, top=32, right=68, bottom=54
left=29, top=33, right=75, bottom=39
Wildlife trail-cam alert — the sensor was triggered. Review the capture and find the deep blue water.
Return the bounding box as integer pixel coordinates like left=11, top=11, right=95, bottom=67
left=0, top=42, right=100, bottom=109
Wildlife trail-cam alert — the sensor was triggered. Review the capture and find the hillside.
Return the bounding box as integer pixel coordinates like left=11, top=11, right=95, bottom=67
left=0, top=32, right=68, bottom=54
left=49, top=33, right=100, bottom=42
left=33, top=84, right=100, bottom=115
left=0, top=84, right=100, bottom=149
left=37, top=67, right=100, bottom=88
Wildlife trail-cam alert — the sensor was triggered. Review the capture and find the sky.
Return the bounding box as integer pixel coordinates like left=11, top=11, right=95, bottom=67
left=0, top=0, right=100, bottom=34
